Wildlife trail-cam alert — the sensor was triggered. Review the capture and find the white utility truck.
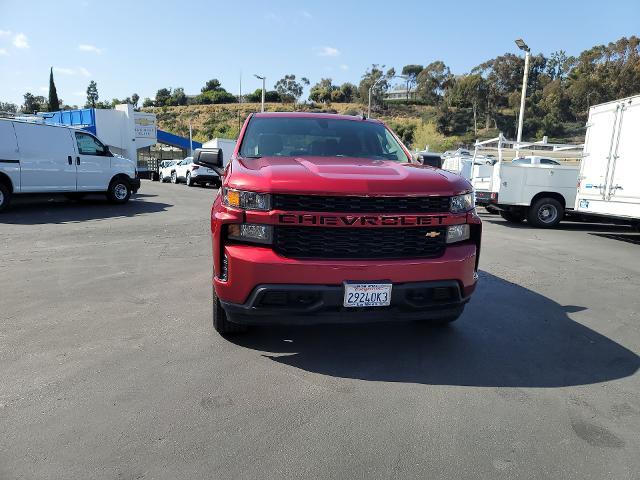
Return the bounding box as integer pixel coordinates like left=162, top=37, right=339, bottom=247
left=575, top=94, right=640, bottom=225
left=443, top=135, right=583, bottom=227
left=0, top=118, right=140, bottom=212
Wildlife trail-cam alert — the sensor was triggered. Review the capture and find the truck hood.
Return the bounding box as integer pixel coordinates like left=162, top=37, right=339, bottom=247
left=227, top=156, right=471, bottom=196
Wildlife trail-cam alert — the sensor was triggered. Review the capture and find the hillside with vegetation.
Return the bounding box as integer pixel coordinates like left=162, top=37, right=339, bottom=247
left=4, top=36, right=639, bottom=152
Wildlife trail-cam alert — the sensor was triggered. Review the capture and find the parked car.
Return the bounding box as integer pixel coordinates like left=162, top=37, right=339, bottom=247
left=193, top=112, right=481, bottom=335
left=171, top=157, right=220, bottom=187
left=512, top=156, right=561, bottom=165
left=0, top=119, right=140, bottom=212
left=158, top=160, right=179, bottom=183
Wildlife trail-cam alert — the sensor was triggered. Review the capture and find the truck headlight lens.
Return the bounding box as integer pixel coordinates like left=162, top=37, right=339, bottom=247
left=450, top=193, right=474, bottom=213
left=223, top=188, right=271, bottom=210
left=228, top=223, right=273, bottom=244
left=446, top=224, right=470, bottom=244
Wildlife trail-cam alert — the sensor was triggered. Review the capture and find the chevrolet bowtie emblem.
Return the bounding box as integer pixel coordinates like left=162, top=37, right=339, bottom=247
left=425, top=231, right=441, bottom=238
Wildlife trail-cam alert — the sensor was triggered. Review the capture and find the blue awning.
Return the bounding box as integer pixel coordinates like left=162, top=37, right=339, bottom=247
left=157, top=129, right=202, bottom=150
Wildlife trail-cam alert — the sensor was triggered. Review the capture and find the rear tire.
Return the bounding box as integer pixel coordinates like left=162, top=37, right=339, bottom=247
left=528, top=197, right=564, bottom=228
left=213, top=287, right=248, bottom=335
left=0, top=182, right=12, bottom=213
left=107, top=178, right=131, bottom=204
left=500, top=210, right=525, bottom=223
left=186, top=172, right=193, bottom=187
left=171, top=171, right=177, bottom=184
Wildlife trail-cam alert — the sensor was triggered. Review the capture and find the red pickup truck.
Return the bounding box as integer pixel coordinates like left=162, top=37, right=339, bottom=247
left=195, top=112, right=481, bottom=334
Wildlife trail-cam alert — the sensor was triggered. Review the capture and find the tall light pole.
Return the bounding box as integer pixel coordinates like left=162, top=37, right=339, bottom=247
left=515, top=38, right=531, bottom=157
left=254, top=74, right=266, bottom=113
left=188, top=116, right=193, bottom=156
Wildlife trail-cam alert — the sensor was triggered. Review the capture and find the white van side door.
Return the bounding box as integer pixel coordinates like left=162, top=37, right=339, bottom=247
left=73, top=131, right=112, bottom=191
left=0, top=121, right=21, bottom=192
left=13, top=122, right=77, bottom=192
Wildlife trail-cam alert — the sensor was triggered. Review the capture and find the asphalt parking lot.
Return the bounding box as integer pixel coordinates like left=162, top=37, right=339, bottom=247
left=1, top=180, right=639, bottom=480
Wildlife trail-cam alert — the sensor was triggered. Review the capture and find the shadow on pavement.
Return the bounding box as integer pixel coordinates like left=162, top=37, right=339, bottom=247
left=590, top=233, right=640, bottom=245
left=481, top=215, right=635, bottom=233
left=0, top=194, right=171, bottom=225
left=229, top=271, right=639, bottom=388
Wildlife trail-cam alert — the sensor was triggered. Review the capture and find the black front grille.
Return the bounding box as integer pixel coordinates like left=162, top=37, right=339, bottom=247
left=273, top=194, right=450, bottom=213
left=274, top=226, right=447, bottom=259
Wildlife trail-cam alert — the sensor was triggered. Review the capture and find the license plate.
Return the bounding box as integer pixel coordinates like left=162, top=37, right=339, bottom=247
left=206, top=168, right=215, bottom=174
left=343, top=283, right=392, bottom=308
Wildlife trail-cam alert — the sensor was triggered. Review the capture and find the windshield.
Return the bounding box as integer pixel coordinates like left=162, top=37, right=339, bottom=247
left=239, top=116, right=410, bottom=162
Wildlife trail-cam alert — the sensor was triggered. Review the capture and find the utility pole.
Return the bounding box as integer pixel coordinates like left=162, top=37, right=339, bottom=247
left=515, top=38, right=531, bottom=157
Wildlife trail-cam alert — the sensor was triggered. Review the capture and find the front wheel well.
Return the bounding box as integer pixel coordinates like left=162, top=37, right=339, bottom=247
left=0, top=172, right=14, bottom=193
left=530, top=191, right=566, bottom=208
left=108, top=174, right=131, bottom=187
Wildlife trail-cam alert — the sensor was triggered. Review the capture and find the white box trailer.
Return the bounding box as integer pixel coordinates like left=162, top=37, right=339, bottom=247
left=576, top=95, right=640, bottom=224
left=201, top=138, right=236, bottom=168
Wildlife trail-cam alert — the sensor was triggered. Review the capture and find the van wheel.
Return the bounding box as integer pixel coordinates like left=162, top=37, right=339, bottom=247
left=186, top=172, right=193, bottom=187
left=107, top=178, right=131, bottom=204
left=212, top=287, right=248, bottom=335
left=0, top=182, right=12, bottom=213
left=528, top=197, right=563, bottom=228
left=500, top=210, right=525, bottom=223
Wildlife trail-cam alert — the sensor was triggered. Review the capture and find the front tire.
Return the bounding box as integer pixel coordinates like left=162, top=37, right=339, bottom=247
left=0, top=182, right=12, bottom=213
left=107, top=178, right=131, bottom=204
left=528, top=197, right=564, bottom=228
left=186, top=172, right=193, bottom=187
left=212, top=287, right=248, bottom=335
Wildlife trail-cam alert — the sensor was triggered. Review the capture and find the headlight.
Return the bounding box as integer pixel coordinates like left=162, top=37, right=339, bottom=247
left=450, top=193, right=474, bottom=213
left=446, top=224, right=470, bottom=244
left=223, top=188, right=271, bottom=211
left=227, top=223, right=273, bottom=244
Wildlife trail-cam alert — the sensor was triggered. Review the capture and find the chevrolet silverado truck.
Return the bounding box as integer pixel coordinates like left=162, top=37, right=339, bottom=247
left=195, top=112, right=481, bottom=334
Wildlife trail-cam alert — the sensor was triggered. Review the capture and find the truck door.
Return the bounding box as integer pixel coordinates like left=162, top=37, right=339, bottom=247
left=577, top=103, right=620, bottom=203
left=606, top=98, right=640, bottom=205
left=0, top=121, right=20, bottom=192
left=13, top=122, right=77, bottom=192
left=74, top=131, right=111, bottom=191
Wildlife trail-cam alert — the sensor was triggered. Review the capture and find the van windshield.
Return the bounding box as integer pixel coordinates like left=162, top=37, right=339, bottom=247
left=239, top=116, right=410, bottom=162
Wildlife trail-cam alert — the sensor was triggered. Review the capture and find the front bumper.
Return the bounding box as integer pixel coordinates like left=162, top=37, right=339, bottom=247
left=192, top=173, right=220, bottom=183
left=220, top=280, right=468, bottom=325
left=129, top=178, right=141, bottom=193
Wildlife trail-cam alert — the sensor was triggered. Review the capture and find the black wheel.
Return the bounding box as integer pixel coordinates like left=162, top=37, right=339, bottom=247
left=106, top=178, right=131, bottom=204
left=170, top=171, right=177, bottom=184
left=528, top=197, right=564, bottom=228
left=0, top=182, right=12, bottom=213
left=500, top=210, right=525, bottom=223
left=212, top=287, right=248, bottom=335
left=485, top=205, right=500, bottom=214
left=186, top=172, right=193, bottom=187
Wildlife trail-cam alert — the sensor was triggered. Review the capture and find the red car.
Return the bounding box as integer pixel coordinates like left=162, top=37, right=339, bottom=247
left=197, top=112, right=481, bottom=334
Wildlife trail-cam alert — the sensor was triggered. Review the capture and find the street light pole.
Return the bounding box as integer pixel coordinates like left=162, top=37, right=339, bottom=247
left=254, top=74, right=266, bottom=113
left=188, top=116, right=193, bottom=156
left=515, top=38, right=531, bottom=157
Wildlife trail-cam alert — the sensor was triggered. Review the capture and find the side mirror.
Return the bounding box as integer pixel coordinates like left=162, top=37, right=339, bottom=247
left=193, top=148, right=224, bottom=175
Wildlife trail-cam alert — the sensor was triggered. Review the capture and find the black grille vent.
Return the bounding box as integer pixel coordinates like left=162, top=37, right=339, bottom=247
left=274, top=226, right=447, bottom=260
left=273, top=194, right=450, bottom=213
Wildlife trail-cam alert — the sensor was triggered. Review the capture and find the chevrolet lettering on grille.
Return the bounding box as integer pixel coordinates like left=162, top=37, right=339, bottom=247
left=278, top=213, right=449, bottom=227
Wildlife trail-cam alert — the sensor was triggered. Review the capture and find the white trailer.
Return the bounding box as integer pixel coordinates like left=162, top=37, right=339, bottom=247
left=575, top=95, right=640, bottom=224
left=202, top=138, right=236, bottom=168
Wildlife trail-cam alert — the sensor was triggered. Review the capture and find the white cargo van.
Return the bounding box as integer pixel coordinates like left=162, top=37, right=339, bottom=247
left=0, top=119, right=140, bottom=212
left=576, top=95, right=640, bottom=224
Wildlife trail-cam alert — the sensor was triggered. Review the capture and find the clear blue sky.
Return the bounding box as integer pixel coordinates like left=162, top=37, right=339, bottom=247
left=1, top=0, right=638, bottom=106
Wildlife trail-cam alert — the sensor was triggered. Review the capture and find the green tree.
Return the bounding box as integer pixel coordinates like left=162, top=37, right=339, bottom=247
left=201, top=78, right=223, bottom=93
left=339, top=82, right=357, bottom=103
left=358, top=64, right=396, bottom=108
left=85, top=80, right=99, bottom=108
left=154, top=88, right=172, bottom=107
left=0, top=101, right=18, bottom=113
left=22, top=92, right=47, bottom=113
left=142, top=97, right=154, bottom=108
left=401, top=64, right=423, bottom=100
left=309, top=78, right=336, bottom=103
left=131, top=93, right=140, bottom=108
left=274, top=74, right=310, bottom=103
left=170, top=87, right=187, bottom=106
left=48, top=67, right=60, bottom=111
left=415, top=61, right=453, bottom=105
left=446, top=74, right=488, bottom=135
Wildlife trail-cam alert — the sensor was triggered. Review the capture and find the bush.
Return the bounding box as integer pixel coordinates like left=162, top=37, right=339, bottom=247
left=197, top=90, right=237, bottom=104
